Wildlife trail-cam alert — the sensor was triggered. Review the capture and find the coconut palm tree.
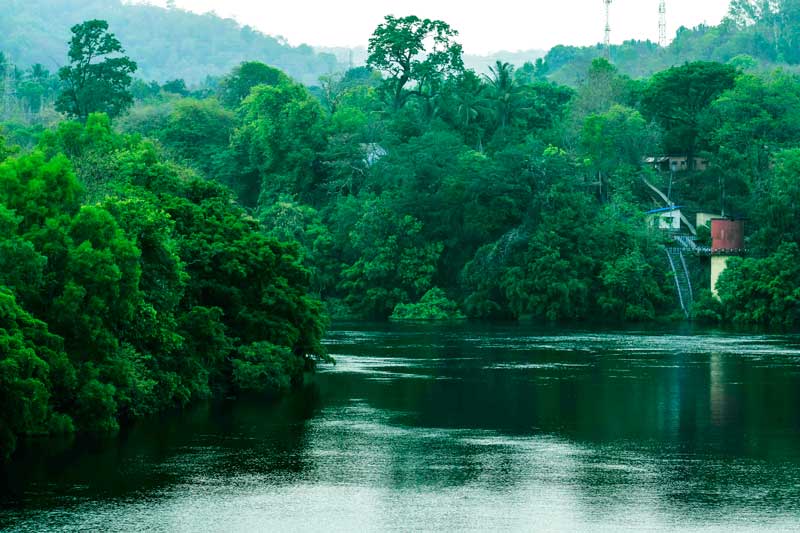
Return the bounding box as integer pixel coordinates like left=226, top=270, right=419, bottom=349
left=450, top=71, right=489, bottom=149
left=485, top=61, right=521, bottom=129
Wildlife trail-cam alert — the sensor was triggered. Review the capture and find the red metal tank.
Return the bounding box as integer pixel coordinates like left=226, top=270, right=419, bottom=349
left=711, top=219, right=744, bottom=252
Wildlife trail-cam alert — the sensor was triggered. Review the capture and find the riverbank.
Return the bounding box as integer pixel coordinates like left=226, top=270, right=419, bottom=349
left=4, top=322, right=800, bottom=531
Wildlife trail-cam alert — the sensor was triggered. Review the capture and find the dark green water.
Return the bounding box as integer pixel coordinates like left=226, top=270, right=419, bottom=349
left=3, top=322, right=800, bottom=532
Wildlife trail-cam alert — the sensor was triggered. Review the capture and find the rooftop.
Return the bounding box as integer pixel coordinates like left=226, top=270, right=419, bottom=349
left=645, top=206, right=684, bottom=215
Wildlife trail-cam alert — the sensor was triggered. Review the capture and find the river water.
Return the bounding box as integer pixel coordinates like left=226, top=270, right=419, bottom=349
left=2, top=322, right=800, bottom=532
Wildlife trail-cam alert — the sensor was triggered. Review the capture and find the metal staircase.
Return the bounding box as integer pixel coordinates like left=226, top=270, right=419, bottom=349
left=640, top=175, right=700, bottom=317
left=674, top=235, right=698, bottom=251
left=665, top=247, right=694, bottom=318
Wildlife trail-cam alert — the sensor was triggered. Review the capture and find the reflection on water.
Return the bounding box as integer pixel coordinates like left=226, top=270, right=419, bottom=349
left=2, top=322, right=800, bottom=531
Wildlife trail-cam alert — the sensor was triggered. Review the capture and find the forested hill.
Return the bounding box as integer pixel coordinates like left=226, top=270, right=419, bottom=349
left=545, top=2, right=800, bottom=84
left=7, top=0, right=800, bottom=89
left=0, top=0, right=345, bottom=85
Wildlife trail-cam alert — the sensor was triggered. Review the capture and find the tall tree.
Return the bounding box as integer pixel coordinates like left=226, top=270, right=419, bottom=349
left=640, top=61, right=737, bottom=164
left=55, top=20, right=138, bottom=120
left=217, top=61, right=288, bottom=109
left=485, top=61, right=521, bottom=129
left=367, top=15, right=464, bottom=109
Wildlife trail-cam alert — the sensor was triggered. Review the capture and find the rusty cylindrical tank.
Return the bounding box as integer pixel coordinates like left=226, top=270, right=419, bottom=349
left=711, top=219, right=744, bottom=252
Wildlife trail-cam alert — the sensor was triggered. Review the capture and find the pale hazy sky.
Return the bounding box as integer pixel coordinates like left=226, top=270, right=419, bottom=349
left=134, top=0, right=733, bottom=54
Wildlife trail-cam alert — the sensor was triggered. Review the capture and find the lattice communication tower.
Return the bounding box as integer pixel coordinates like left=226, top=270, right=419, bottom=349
left=604, top=0, right=613, bottom=57
left=659, top=0, right=667, bottom=47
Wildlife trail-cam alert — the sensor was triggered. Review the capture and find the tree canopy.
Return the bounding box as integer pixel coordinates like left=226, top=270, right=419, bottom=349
left=55, top=20, right=138, bottom=120
left=368, top=15, right=464, bottom=109
left=7, top=7, right=800, bottom=460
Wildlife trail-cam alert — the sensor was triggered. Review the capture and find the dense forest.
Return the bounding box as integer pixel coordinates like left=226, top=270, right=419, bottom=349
left=4, top=1, right=800, bottom=459
left=0, top=21, right=329, bottom=460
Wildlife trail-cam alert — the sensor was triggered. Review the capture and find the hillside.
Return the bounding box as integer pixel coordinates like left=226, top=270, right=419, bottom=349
left=0, top=0, right=345, bottom=85
left=544, top=2, right=800, bottom=84
left=1, top=0, right=545, bottom=87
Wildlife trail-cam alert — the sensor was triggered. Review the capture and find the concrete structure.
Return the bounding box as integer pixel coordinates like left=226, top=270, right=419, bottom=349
left=645, top=156, right=709, bottom=173
left=360, top=143, right=387, bottom=166
left=646, top=206, right=683, bottom=231
left=710, top=219, right=745, bottom=297
left=696, top=212, right=722, bottom=230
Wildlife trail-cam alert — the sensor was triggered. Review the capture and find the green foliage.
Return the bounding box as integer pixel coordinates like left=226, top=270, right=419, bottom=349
left=0, top=121, right=327, bottom=459
left=9, top=7, right=800, bottom=456
left=597, top=248, right=666, bottom=321
left=0, top=287, right=74, bottom=460
left=459, top=154, right=668, bottom=323
left=37, top=113, right=134, bottom=201
left=752, top=148, right=800, bottom=246
left=228, top=78, right=328, bottom=205
left=339, top=199, right=442, bottom=319
left=56, top=20, right=138, bottom=120
left=258, top=196, right=336, bottom=294
left=368, top=15, right=464, bottom=109
left=1, top=150, right=79, bottom=211
left=0, top=56, right=61, bottom=123
left=539, top=2, right=800, bottom=84
left=641, top=62, right=738, bottom=160
left=716, top=243, right=800, bottom=327
left=160, top=98, right=236, bottom=176
left=217, top=62, right=289, bottom=109
left=581, top=105, right=660, bottom=199
left=0, top=132, right=17, bottom=161
left=391, top=288, right=465, bottom=320
left=701, top=73, right=800, bottom=218
left=231, top=342, right=304, bottom=395
left=691, top=289, right=724, bottom=323
left=0, top=205, right=47, bottom=303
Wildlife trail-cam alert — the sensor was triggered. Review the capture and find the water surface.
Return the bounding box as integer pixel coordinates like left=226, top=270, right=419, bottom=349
left=3, top=322, right=800, bottom=531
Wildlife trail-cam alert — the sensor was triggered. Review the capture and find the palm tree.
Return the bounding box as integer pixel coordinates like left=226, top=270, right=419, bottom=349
left=451, top=71, right=489, bottom=150
left=29, top=64, right=49, bottom=83
left=485, top=61, right=521, bottom=129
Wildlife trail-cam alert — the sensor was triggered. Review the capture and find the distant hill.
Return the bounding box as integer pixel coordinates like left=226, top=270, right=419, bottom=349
left=463, top=50, right=546, bottom=75
left=543, top=4, right=800, bottom=85
left=5, top=0, right=796, bottom=90
left=0, top=0, right=544, bottom=87
left=314, top=47, right=369, bottom=70
left=0, top=0, right=345, bottom=85
left=316, top=46, right=547, bottom=77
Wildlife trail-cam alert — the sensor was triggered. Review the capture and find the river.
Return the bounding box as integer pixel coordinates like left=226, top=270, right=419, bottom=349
left=2, top=322, right=800, bottom=531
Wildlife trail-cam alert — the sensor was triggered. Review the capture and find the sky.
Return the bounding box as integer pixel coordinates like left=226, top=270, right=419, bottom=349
left=134, top=0, right=733, bottom=54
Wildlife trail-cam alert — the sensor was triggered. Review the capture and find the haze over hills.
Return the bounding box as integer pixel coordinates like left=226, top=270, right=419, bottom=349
left=0, top=0, right=345, bottom=85
left=2, top=0, right=800, bottom=88
left=316, top=47, right=547, bottom=78
left=0, top=0, right=546, bottom=86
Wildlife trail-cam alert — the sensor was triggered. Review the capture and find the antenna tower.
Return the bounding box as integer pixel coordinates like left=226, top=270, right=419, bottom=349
left=659, top=0, right=667, bottom=47
left=604, top=0, right=612, bottom=57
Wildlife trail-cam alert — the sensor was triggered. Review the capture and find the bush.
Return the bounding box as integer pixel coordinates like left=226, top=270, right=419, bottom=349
left=716, top=243, right=800, bottom=328
left=391, top=288, right=465, bottom=320
left=231, top=342, right=305, bottom=395
left=691, top=289, right=723, bottom=323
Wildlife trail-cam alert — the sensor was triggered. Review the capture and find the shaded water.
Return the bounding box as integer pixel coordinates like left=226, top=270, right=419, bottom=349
left=3, top=322, right=800, bottom=531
